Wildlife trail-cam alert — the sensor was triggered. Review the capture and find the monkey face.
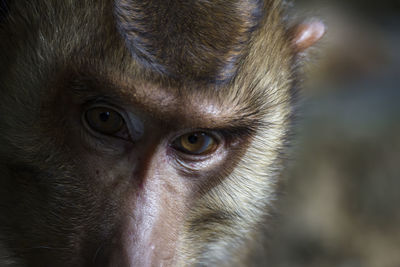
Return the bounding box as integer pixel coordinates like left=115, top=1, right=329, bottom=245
left=39, top=72, right=254, bottom=266
left=0, top=1, right=324, bottom=266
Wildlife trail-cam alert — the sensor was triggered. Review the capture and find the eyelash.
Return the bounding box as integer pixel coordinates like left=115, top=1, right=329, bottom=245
left=82, top=103, right=131, bottom=141
left=81, top=99, right=250, bottom=158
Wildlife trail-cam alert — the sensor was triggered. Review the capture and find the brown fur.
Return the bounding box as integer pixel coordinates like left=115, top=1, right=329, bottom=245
left=115, top=0, right=263, bottom=84
left=0, top=0, right=315, bottom=266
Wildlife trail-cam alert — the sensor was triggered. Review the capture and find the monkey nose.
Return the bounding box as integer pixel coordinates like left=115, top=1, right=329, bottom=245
left=92, top=181, right=183, bottom=267
left=93, top=218, right=178, bottom=267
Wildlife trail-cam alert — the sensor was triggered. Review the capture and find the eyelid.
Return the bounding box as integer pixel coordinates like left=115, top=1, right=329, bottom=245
left=170, top=130, right=223, bottom=158
left=176, top=133, right=216, bottom=154
left=170, top=129, right=222, bottom=145
left=83, top=102, right=144, bottom=141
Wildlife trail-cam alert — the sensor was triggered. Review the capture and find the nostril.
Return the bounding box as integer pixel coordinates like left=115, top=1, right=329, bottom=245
left=90, top=242, right=131, bottom=267
left=90, top=244, right=110, bottom=267
left=91, top=244, right=106, bottom=266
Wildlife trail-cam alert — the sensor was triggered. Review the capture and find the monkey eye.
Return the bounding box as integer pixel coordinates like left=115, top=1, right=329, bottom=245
left=173, top=132, right=218, bottom=155
left=85, top=107, right=124, bottom=135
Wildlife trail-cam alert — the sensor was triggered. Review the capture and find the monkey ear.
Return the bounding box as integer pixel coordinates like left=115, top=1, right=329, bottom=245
left=291, top=20, right=326, bottom=52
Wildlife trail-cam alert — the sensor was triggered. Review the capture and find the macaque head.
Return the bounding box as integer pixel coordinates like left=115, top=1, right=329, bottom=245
left=0, top=0, right=324, bottom=266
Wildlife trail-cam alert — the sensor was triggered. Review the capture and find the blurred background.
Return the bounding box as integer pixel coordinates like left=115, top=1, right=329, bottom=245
left=264, top=1, right=400, bottom=266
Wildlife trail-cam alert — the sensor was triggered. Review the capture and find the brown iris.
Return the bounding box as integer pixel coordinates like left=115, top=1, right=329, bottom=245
left=174, top=132, right=218, bottom=155
left=85, top=107, right=124, bottom=135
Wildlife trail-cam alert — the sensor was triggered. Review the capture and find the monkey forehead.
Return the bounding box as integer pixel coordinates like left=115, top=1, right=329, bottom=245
left=114, top=0, right=263, bottom=84
left=68, top=66, right=260, bottom=128
left=116, top=81, right=246, bottom=128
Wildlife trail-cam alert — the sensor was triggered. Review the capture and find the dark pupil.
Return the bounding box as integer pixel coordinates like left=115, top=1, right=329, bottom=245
left=99, top=111, right=110, bottom=122
left=187, top=134, right=198, bottom=144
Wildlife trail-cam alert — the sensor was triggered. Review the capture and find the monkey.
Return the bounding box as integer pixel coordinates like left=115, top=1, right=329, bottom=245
left=0, top=0, right=324, bottom=266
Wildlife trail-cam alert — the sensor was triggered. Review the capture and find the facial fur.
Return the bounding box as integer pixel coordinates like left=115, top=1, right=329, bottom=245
left=0, top=0, right=323, bottom=266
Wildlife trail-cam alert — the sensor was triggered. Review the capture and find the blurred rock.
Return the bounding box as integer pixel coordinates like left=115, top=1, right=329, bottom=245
left=262, top=1, right=400, bottom=266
